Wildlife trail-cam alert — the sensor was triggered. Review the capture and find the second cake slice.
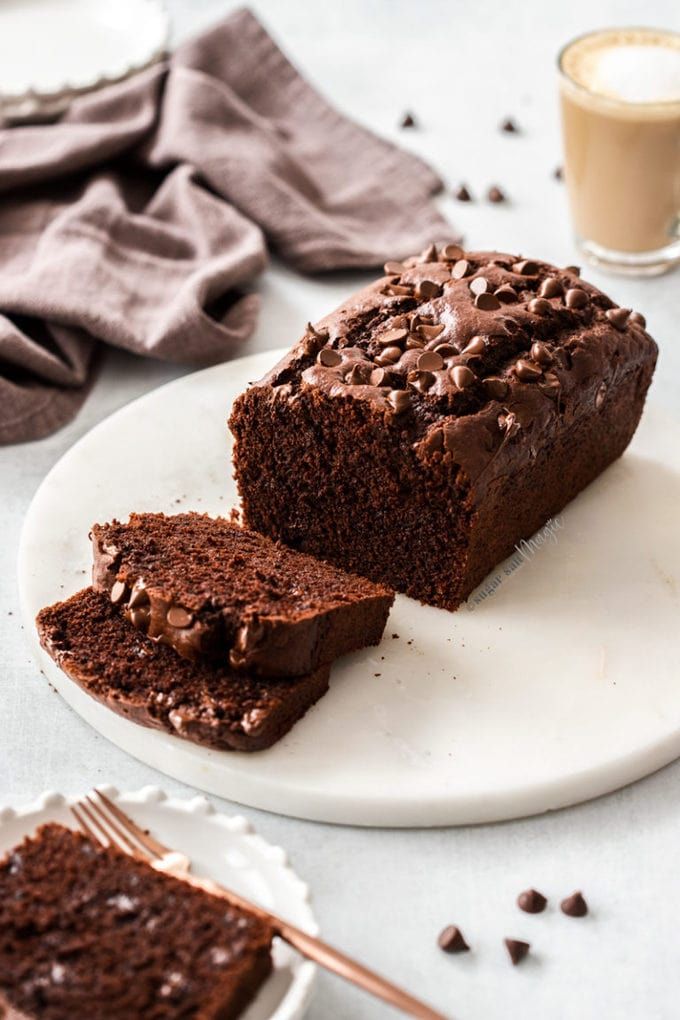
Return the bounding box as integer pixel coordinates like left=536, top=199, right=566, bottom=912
left=92, top=512, right=393, bottom=677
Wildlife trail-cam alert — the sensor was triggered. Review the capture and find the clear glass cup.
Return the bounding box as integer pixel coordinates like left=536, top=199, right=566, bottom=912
left=558, top=28, right=680, bottom=276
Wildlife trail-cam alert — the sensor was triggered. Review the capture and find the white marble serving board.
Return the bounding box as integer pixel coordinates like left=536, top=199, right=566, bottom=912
left=17, top=349, right=680, bottom=827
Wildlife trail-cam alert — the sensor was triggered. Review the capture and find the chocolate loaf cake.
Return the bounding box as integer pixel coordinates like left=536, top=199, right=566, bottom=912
left=37, top=588, right=330, bottom=752
left=0, top=823, right=272, bottom=1019
left=92, top=513, right=393, bottom=676
left=230, top=246, right=658, bottom=610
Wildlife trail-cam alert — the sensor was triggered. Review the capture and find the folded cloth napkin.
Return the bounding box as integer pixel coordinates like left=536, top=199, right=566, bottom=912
left=0, top=7, right=453, bottom=445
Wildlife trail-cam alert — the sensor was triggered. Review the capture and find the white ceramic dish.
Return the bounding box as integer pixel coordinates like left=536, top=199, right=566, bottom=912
left=0, top=0, right=169, bottom=122
left=0, top=785, right=316, bottom=1020
left=18, top=350, right=680, bottom=827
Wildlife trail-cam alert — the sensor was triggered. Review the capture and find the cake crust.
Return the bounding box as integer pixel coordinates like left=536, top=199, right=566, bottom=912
left=230, top=247, right=658, bottom=609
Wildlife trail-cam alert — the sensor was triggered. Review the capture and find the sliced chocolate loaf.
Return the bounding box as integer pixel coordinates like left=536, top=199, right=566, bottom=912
left=0, top=823, right=272, bottom=1020
left=37, top=588, right=330, bottom=752
left=92, top=513, right=393, bottom=676
left=230, top=246, right=658, bottom=610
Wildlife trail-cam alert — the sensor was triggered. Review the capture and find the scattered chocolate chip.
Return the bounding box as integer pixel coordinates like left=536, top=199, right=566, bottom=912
left=501, top=317, right=520, bottom=334
left=438, top=925, right=470, bottom=954
left=405, top=335, right=425, bottom=350
left=484, top=376, right=509, bottom=399
left=606, top=307, right=630, bottom=330
left=451, top=259, right=471, bottom=279
left=306, top=321, right=329, bottom=340
left=469, top=277, right=489, bottom=296
left=128, top=584, right=149, bottom=610
left=515, top=358, right=543, bottom=382
left=454, top=184, right=472, bottom=202
left=421, top=243, right=439, bottom=263
left=384, top=260, right=406, bottom=276
left=512, top=260, right=539, bottom=276
left=565, top=287, right=589, bottom=309
left=388, top=389, right=410, bottom=414
left=383, top=283, right=414, bottom=297
left=554, top=165, right=563, bottom=180
left=417, top=351, right=444, bottom=372
left=475, top=292, right=501, bottom=311
left=595, top=382, right=607, bottom=409
left=433, top=343, right=458, bottom=358
left=451, top=365, right=476, bottom=389
left=539, top=277, right=564, bottom=299
left=539, top=372, right=561, bottom=399
left=487, top=185, right=506, bottom=203
left=528, top=297, right=552, bottom=316
left=564, top=265, right=581, bottom=276
left=530, top=341, right=553, bottom=366
left=495, top=285, right=518, bottom=304
left=501, top=117, right=519, bottom=133
left=416, top=323, right=445, bottom=341
left=375, top=345, right=402, bottom=366
left=517, top=889, right=547, bottom=914
left=346, top=364, right=370, bottom=386
left=400, top=112, right=416, bottom=129
left=370, top=367, right=387, bottom=387
left=629, top=310, right=646, bottom=328
left=505, top=939, right=530, bottom=965
left=378, top=328, right=408, bottom=346
left=110, top=580, right=128, bottom=606
left=407, top=369, right=435, bottom=393
left=462, top=336, right=486, bottom=356
left=441, top=243, right=464, bottom=260
left=130, top=606, right=150, bottom=630
left=561, top=892, right=588, bottom=917
left=167, top=606, right=193, bottom=629
left=317, top=348, right=342, bottom=367
left=416, top=279, right=443, bottom=300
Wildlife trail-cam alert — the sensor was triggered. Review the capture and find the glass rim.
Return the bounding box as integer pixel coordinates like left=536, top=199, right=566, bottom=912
left=557, top=26, right=680, bottom=109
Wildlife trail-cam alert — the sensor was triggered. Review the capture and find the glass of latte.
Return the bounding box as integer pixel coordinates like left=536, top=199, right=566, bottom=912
left=559, top=28, right=680, bottom=275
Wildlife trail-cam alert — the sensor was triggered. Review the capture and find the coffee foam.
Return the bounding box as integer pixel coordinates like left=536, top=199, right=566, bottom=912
left=563, top=29, right=680, bottom=104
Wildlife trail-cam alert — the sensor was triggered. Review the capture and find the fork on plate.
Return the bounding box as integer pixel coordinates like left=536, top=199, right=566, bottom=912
left=70, top=790, right=450, bottom=1020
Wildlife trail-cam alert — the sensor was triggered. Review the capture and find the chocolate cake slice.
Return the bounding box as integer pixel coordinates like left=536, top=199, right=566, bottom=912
left=37, top=588, right=330, bottom=752
left=91, top=513, right=393, bottom=676
left=0, top=823, right=272, bottom=1020
left=229, top=246, right=657, bottom=610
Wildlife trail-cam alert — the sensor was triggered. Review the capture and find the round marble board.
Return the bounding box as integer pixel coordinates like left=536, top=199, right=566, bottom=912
left=18, top=350, right=680, bottom=827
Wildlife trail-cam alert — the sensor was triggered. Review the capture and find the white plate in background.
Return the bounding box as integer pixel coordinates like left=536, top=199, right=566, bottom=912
left=0, top=785, right=316, bottom=1020
left=17, top=350, right=680, bottom=826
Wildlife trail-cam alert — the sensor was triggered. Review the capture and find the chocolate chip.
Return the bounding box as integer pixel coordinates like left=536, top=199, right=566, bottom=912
left=515, top=358, right=543, bottom=381
left=378, top=328, right=408, bottom=346
left=110, top=580, right=128, bottom=606
left=167, top=606, right=193, bottom=629
left=512, top=260, right=539, bottom=276
left=595, top=382, right=607, bottom=409
left=405, top=335, right=425, bottom=350
left=130, top=606, right=150, bottom=630
left=561, top=892, right=588, bottom=917
left=454, top=184, right=472, bottom=202
left=407, top=369, right=435, bottom=393
left=540, top=371, right=561, bottom=398
left=629, top=310, right=646, bottom=328
left=438, top=926, right=470, bottom=954
left=606, top=307, right=630, bottom=330
left=498, top=410, right=520, bottom=437
left=462, top=336, right=486, bottom=356
left=384, top=261, right=406, bottom=275
left=451, top=259, right=471, bottom=279
left=502, top=317, right=520, bottom=334
left=528, top=298, right=552, bottom=316
left=417, top=351, right=444, bottom=372
left=306, top=321, right=329, bottom=340
left=484, top=376, right=509, bottom=399
left=517, top=889, right=547, bottom=914
left=370, top=367, right=387, bottom=387
left=565, top=287, right=589, bottom=309
left=505, top=939, right=530, bottom=965
left=451, top=365, right=476, bottom=389
left=433, top=343, right=459, bottom=358
left=475, top=292, right=501, bottom=311
left=375, top=345, right=402, bottom=366
left=420, top=243, right=439, bottom=263
left=539, top=277, right=564, bottom=299
left=530, top=341, right=553, bottom=366
left=400, top=111, right=416, bottom=128
left=347, top=364, right=370, bottom=386
left=128, top=583, right=149, bottom=610
left=416, top=323, right=445, bottom=341
left=487, top=185, right=506, bottom=203
left=441, top=243, right=464, bottom=260
left=388, top=389, right=410, bottom=414
left=501, top=117, right=519, bottom=133
left=416, top=279, right=442, bottom=300
left=564, top=265, right=581, bottom=276
left=469, top=277, right=489, bottom=296
left=318, top=348, right=342, bottom=367
left=382, top=283, right=413, bottom=297
left=495, top=285, right=518, bottom=304
left=423, top=428, right=444, bottom=453
left=554, top=165, right=563, bottom=180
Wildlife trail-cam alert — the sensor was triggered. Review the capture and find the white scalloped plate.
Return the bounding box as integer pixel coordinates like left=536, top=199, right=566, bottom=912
left=18, top=351, right=680, bottom=826
left=0, top=0, right=169, bottom=122
left=0, top=786, right=316, bottom=1020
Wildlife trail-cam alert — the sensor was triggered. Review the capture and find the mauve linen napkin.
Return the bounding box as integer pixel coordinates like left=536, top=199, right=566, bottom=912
left=0, top=8, right=453, bottom=445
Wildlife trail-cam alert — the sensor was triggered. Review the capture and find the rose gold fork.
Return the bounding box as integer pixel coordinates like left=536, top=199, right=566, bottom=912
left=70, top=790, right=450, bottom=1020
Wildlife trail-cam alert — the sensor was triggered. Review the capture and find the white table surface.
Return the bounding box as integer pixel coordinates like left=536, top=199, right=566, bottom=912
left=2, top=1, right=679, bottom=1017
